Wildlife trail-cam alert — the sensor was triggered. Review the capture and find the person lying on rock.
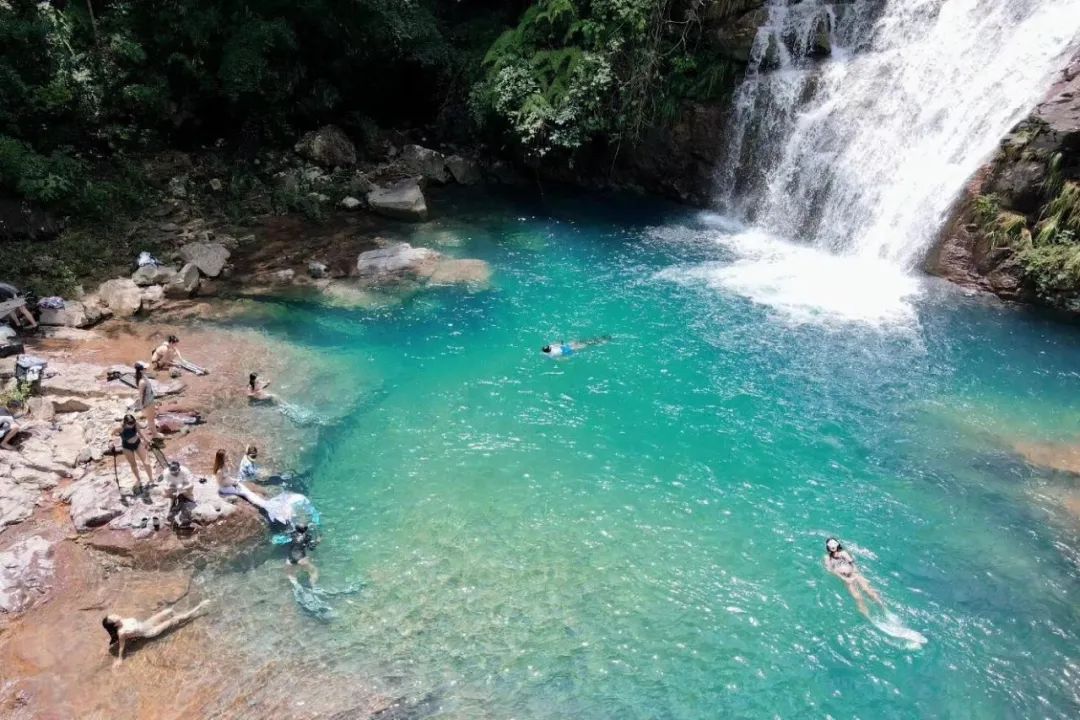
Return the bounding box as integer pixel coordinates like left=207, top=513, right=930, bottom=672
left=247, top=372, right=274, bottom=402
left=0, top=282, right=38, bottom=331
left=112, top=413, right=155, bottom=491
left=286, top=522, right=320, bottom=588
left=103, top=599, right=210, bottom=667
left=150, top=334, right=186, bottom=371
left=0, top=406, right=22, bottom=451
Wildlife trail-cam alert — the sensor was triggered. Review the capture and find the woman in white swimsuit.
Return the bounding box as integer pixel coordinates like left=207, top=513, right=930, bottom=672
left=102, top=599, right=209, bottom=666
left=824, top=537, right=884, bottom=617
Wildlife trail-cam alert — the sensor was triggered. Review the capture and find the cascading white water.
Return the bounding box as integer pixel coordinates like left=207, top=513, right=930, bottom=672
left=720, top=0, right=1080, bottom=269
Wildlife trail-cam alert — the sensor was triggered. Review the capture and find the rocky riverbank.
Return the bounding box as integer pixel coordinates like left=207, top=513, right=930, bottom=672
left=1, top=199, right=496, bottom=716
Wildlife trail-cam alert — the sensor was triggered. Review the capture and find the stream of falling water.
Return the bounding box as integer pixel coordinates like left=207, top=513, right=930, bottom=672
left=718, top=0, right=1080, bottom=267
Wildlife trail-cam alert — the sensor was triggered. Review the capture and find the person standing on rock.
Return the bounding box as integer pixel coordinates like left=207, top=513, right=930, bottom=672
left=113, top=414, right=154, bottom=491
left=132, top=363, right=163, bottom=442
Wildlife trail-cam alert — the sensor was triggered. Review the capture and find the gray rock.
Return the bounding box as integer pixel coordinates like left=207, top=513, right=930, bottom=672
left=356, top=243, right=441, bottom=279
left=273, top=269, right=296, bottom=284
left=63, top=474, right=125, bottom=531
left=167, top=175, right=188, bottom=199
left=346, top=172, right=375, bottom=196
left=445, top=155, right=482, bottom=185
left=52, top=398, right=91, bottom=414
left=294, top=125, right=357, bottom=168
left=0, top=477, right=39, bottom=532
left=132, top=264, right=178, bottom=287
left=96, top=278, right=143, bottom=317
left=401, top=144, right=449, bottom=183
left=0, top=536, right=55, bottom=614
left=166, top=262, right=201, bottom=298
left=366, top=179, right=428, bottom=222
left=308, top=261, right=329, bottom=279
left=209, top=178, right=224, bottom=192
left=340, top=196, right=363, bottom=210
left=139, top=284, right=166, bottom=312
left=37, top=300, right=108, bottom=329
left=179, top=242, right=230, bottom=277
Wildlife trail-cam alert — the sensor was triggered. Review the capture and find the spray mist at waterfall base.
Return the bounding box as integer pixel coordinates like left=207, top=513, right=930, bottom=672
left=658, top=225, right=923, bottom=326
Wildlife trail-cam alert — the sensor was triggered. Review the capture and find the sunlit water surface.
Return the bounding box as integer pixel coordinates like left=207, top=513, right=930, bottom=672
left=201, top=190, right=1080, bottom=719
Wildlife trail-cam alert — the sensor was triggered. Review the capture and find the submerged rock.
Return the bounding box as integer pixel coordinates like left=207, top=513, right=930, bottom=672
left=426, top=258, right=492, bottom=286
left=295, top=125, right=357, bottom=168
left=356, top=243, right=440, bottom=280
left=0, top=536, right=55, bottom=614
left=367, top=180, right=428, bottom=221
left=179, top=242, right=231, bottom=278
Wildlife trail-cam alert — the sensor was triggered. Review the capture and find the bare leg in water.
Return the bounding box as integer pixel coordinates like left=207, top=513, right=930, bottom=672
left=845, top=580, right=871, bottom=617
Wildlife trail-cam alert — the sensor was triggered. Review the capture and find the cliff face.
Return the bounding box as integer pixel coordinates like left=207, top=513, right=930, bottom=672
left=927, top=54, right=1080, bottom=313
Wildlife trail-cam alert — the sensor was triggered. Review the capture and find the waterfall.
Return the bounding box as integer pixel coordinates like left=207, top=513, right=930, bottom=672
left=717, top=0, right=1080, bottom=270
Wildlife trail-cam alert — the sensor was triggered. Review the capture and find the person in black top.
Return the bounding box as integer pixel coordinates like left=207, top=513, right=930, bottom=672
left=113, top=413, right=154, bottom=490
left=286, top=523, right=320, bottom=587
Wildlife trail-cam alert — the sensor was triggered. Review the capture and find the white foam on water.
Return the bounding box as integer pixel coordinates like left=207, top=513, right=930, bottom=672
left=659, top=228, right=922, bottom=327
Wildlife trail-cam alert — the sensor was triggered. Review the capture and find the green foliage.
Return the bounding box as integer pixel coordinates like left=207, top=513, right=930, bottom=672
left=0, top=381, right=34, bottom=411
left=472, top=0, right=727, bottom=160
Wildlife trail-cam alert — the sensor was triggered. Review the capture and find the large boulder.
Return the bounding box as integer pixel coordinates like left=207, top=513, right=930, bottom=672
left=179, top=242, right=230, bottom=277
left=0, top=536, right=55, bottom=614
left=62, top=473, right=125, bottom=531
left=426, top=258, right=492, bottom=286
left=295, top=125, right=357, bottom=168
left=401, top=144, right=450, bottom=183
left=96, top=278, right=144, bottom=317
left=165, top=262, right=201, bottom=298
left=356, top=243, right=441, bottom=280
left=132, top=264, right=178, bottom=287
left=37, top=300, right=109, bottom=328
left=366, top=179, right=428, bottom=222
left=445, top=155, right=482, bottom=185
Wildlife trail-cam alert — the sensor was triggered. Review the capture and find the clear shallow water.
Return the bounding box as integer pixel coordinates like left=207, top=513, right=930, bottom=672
left=209, top=190, right=1080, bottom=719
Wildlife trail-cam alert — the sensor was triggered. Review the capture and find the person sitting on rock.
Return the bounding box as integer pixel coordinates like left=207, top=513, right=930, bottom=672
left=102, top=599, right=210, bottom=667
left=161, top=461, right=196, bottom=527
left=238, top=444, right=263, bottom=482
left=247, top=372, right=274, bottom=402
left=0, top=406, right=22, bottom=451
left=151, top=335, right=185, bottom=371
left=113, top=413, right=154, bottom=491
left=0, top=282, right=38, bottom=331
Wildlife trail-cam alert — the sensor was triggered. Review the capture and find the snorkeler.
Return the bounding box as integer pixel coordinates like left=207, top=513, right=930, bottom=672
left=102, top=599, right=210, bottom=666
left=824, top=537, right=884, bottom=617
left=286, top=522, right=320, bottom=587
left=541, top=335, right=611, bottom=358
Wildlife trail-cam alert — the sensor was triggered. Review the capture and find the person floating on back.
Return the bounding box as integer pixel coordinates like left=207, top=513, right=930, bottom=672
left=102, top=599, right=210, bottom=667
left=824, top=536, right=884, bottom=617
left=541, top=335, right=611, bottom=359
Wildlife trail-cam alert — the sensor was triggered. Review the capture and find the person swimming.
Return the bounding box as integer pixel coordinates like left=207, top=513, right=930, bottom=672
left=247, top=372, right=274, bottom=402
left=286, top=522, right=320, bottom=587
left=824, top=537, right=884, bottom=617
left=541, top=335, right=611, bottom=358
